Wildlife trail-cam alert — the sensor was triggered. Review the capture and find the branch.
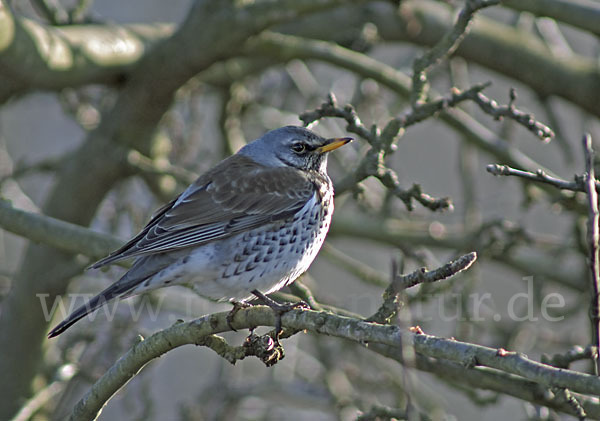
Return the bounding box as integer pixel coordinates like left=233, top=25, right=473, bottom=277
left=502, top=0, right=600, bottom=37
left=249, top=31, right=556, bottom=173
left=469, top=87, right=554, bottom=141
left=583, top=133, right=600, bottom=375
left=411, top=0, right=501, bottom=106
left=542, top=345, right=598, bottom=369
left=388, top=1, right=600, bottom=117
left=70, top=306, right=600, bottom=420
left=300, top=94, right=453, bottom=212
left=0, top=4, right=174, bottom=99
left=0, top=198, right=121, bottom=262
left=329, top=214, right=587, bottom=292
left=126, top=149, right=197, bottom=185
left=374, top=346, right=600, bottom=418
left=368, top=252, right=477, bottom=323
left=486, top=163, right=600, bottom=192
left=321, top=243, right=388, bottom=287
left=392, top=252, right=477, bottom=291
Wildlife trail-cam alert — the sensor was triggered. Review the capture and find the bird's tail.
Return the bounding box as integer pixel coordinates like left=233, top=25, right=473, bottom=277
left=47, top=282, right=132, bottom=338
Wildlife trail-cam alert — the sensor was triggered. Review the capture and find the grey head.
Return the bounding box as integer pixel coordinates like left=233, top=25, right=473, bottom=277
left=238, top=126, right=352, bottom=173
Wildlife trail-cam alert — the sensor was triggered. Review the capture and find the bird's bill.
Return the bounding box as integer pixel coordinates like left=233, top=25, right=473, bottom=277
left=317, top=137, right=353, bottom=154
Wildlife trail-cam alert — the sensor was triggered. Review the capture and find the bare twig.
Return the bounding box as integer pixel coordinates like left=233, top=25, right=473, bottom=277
left=0, top=156, right=63, bottom=187
left=376, top=346, right=600, bottom=418
left=411, top=0, right=501, bottom=106
left=288, top=278, right=323, bottom=310
left=399, top=82, right=491, bottom=128
left=486, top=163, right=600, bottom=192
left=392, top=252, right=477, bottom=291
left=321, top=243, right=388, bottom=287
left=468, top=87, right=554, bottom=141
left=0, top=198, right=123, bottom=265
left=300, top=92, right=376, bottom=143
left=126, top=149, right=197, bottom=185
left=368, top=252, right=477, bottom=323
left=401, top=84, right=553, bottom=142
left=300, top=94, right=453, bottom=211
left=582, top=133, right=600, bottom=375
left=542, top=345, right=598, bottom=369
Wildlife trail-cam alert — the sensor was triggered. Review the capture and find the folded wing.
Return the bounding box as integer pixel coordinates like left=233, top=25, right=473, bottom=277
left=90, top=155, right=317, bottom=268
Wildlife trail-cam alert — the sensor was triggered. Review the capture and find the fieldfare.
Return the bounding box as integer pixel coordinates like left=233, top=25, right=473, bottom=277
left=48, top=126, right=351, bottom=338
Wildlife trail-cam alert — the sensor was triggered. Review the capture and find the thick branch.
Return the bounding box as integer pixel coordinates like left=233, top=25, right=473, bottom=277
left=502, top=0, right=600, bottom=37
left=0, top=199, right=121, bottom=261
left=374, top=346, right=600, bottom=418
left=0, top=4, right=173, bottom=100
left=71, top=306, right=600, bottom=420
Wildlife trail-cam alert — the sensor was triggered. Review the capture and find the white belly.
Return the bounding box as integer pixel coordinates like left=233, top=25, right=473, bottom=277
left=187, top=193, right=332, bottom=301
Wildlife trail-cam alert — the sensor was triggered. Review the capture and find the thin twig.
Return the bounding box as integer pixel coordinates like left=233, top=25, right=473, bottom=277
left=487, top=163, right=600, bottom=192
left=392, top=252, right=477, bottom=292
left=300, top=94, right=452, bottom=211
left=468, top=87, right=554, bottom=141
left=582, top=133, right=600, bottom=375
left=368, top=252, right=477, bottom=323
left=411, top=0, right=501, bottom=106
left=288, top=278, right=323, bottom=310
left=542, top=345, right=598, bottom=369
left=126, top=150, right=197, bottom=185
left=300, top=92, right=376, bottom=144
left=0, top=156, right=63, bottom=187
left=321, top=243, right=388, bottom=287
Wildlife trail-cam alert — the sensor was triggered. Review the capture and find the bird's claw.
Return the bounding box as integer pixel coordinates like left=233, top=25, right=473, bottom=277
left=251, top=290, right=308, bottom=344
left=226, top=300, right=252, bottom=331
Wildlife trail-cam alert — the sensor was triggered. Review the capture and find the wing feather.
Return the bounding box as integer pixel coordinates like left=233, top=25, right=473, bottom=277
left=91, top=155, right=320, bottom=269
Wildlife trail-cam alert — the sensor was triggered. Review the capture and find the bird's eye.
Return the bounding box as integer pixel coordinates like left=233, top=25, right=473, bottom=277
left=291, top=142, right=307, bottom=153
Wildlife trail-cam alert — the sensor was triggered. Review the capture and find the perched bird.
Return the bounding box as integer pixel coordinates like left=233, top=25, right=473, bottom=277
left=48, top=126, right=351, bottom=338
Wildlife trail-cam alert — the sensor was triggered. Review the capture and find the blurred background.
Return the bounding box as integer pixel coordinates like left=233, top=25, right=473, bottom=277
left=1, top=0, right=600, bottom=419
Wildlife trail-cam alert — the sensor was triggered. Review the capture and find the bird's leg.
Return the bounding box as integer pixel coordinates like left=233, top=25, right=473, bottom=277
left=251, top=289, right=308, bottom=342
left=226, top=300, right=252, bottom=331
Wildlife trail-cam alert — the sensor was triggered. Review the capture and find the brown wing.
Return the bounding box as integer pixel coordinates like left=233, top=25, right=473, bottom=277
left=90, top=155, right=318, bottom=268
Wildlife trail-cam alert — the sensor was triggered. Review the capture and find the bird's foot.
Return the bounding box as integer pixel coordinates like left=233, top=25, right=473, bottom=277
left=251, top=289, right=308, bottom=343
left=226, top=300, right=252, bottom=331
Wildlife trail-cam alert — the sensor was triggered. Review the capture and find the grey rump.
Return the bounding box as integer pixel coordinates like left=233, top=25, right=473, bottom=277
left=48, top=126, right=351, bottom=338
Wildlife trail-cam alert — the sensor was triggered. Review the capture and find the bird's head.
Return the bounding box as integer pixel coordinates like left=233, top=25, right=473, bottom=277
left=238, top=126, right=352, bottom=172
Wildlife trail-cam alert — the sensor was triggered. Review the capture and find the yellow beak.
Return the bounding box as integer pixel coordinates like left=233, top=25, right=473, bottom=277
left=317, top=137, right=353, bottom=154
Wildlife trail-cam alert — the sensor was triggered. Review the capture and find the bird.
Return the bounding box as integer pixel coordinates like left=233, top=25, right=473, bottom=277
left=48, top=126, right=352, bottom=338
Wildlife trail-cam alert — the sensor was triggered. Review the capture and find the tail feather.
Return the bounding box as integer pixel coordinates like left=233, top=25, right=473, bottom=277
left=50, top=253, right=181, bottom=338
left=47, top=283, right=130, bottom=338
